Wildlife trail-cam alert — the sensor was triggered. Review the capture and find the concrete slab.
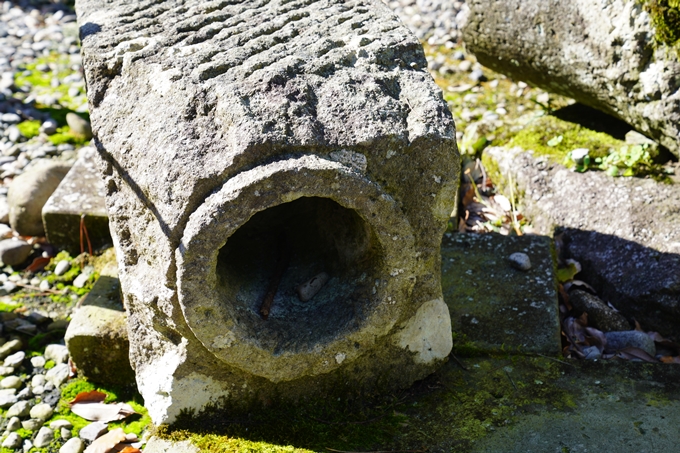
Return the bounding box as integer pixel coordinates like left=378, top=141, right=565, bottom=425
left=441, top=232, right=561, bottom=355
left=42, top=146, right=111, bottom=255
left=64, top=258, right=133, bottom=385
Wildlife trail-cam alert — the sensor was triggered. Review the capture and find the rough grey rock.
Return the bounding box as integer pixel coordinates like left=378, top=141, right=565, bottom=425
left=462, top=0, right=680, bottom=158
left=484, top=147, right=680, bottom=340
left=0, top=239, right=32, bottom=266
left=45, top=363, right=69, bottom=388
left=568, top=289, right=630, bottom=333
left=604, top=330, right=656, bottom=357
left=6, top=401, right=31, bottom=418
left=7, top=159, right=72, bottom=236
left=44, top=344, right=69, bottom=364
left=78, top=0, right=459, bottom=424
left=29, top=403, right=53, bottom=421
left=59, top=438, right=84, bottom=453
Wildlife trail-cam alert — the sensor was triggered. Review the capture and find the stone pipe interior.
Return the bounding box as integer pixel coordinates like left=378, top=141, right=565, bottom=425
left=215, top=196, right=384, bottom=353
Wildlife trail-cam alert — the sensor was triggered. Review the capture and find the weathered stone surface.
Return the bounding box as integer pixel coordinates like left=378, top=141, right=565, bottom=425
left=65, top=261, right=133, bottom=385
left=462, top=1, right=680, bottom=158
left=568, top=289, right=631, bottom=333
left=43, top=147, right=111, bottom=255
left=144, top=438, right=200, bottom=453
left=7, top=159, right=72, bottom=236
left=484, top=146, right=680, bottom=340
left=441, top=232, right=561, bottom=355
left=78, top=0, right=460, bottom=425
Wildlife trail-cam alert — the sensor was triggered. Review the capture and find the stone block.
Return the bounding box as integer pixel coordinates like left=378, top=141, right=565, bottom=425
left=42, top=147, right=111, bottom=255
left=441, top=232, right=561, bottom=355
left=77, top=0, right=459, bottom=424
left=64, top=260, right=134, bottom=385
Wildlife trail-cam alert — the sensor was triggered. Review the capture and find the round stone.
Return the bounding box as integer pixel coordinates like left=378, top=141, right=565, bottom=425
left=3, top=350, right=25, bottom=368
left=6, top=416, right=20, bottom=431
left=508, top=252, right=532, bottom=271
left=53, top=260, right=70, bottom=276
left=29, top=403, right=53, bottom=421
left=1, top=432, right=21, bottom=449
left=30, top=356, right=46, bottom=369
left=6, top=400, right=31, bottom=418
left=33, top=426, right=54, bottom=447
left=59, top=437, right=84, bottom=453
left=0, top=375, right=22, bottom=389
left=21, top=418, right=43, bottom=431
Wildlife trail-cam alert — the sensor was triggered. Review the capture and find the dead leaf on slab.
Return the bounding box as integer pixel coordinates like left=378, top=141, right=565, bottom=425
left=71, top=402, right=137, bottom=422
left=70, top=390, right=107, bottom=405
left=84, top=428, right=127, bottom=453
left=614, top=347, right=658, bottom=363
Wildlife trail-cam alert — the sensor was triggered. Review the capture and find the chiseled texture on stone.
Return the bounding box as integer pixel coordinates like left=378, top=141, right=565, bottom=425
left=77, top=0, right=459, bottom=424
left=43, top=147, right=112, bottom=255
left=462, top=0, right=680, bottom=158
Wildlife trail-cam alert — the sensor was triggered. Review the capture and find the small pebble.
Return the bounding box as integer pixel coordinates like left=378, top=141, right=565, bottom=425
left=53, top=259, right=70, bottom=276
left=39, top=279, right=50, bottom=291
left=508, top=252, right=532, bottom=271
left=78, top=422, right=108, bottom=441
left=45, top=363, right=70, bottom=387
left=3, top=350, right=25, bottom=368
left=30, top=403, right=53, bottom=421
left=45, top=344, right=69, bottom=364
left=33, top=426, right=54, bottom=447
left=30, top=356, right=46, bottom=368
left=6, top=416, right=20, bottom=431
left=0, top=366, right=14, bottom=376
left=50, top=420, right=73, bottom=430
left=0, top=339, right=22, bottom=360
left=61, top=426, right=72, bottom=440
left=21, top=418, right=43, bottom=431
left=1, top=432, right=21, bottom=449
left=6, top=400, right=31, bottom=418
left=604, top=331, right=656, bottom=357
left=60, top=437, right=83, bottom=453
left=0, top=375, right=22, bottom=389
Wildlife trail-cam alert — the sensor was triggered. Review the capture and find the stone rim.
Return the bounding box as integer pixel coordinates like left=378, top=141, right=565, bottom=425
left=177, top=155, right=417, bottom=382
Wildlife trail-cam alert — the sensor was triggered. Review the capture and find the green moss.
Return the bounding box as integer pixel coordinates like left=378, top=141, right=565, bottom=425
left=0, top=300, right=22, bottom=313
left=44, top=360, right=55, bottom=370
left=16, top=120, right=41, bottom=139
left=642, top=0, right=680, bottom=47
left=505, top=115, right=623, bottom=162
left=47, top=125, right=90, bottom=146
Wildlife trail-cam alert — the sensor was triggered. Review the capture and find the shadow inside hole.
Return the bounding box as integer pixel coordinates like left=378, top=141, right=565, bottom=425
left=216, top=197, right=383, bottom=353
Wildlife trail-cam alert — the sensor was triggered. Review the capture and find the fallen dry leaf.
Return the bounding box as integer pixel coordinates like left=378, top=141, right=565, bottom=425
left=614, top=347, right=658, bottom=363
left=70, top=390, right=107, bottom=405
left=660, top=356, right=680, bottom=364
left=117, top=447, right=142, bottom=453
left=84, top=428, right=127, bottom=453
left=71, top=402, right=137, bottom=422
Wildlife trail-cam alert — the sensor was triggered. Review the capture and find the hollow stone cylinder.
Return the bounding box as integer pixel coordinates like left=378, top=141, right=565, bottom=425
left=77, top=0, right=460, bottom=425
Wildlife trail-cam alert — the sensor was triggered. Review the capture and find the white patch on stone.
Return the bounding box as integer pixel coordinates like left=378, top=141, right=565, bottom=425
left=135, top=343, right=186, bottom=425
left=639, top=62, right=664, bottom=97
left=335, top=352, right=346, bottom=364
left=394, top=298, right=452, bottom=364
left=329, top=150, right=367, bottom=173
left=211, top=331, right=237, bottom=349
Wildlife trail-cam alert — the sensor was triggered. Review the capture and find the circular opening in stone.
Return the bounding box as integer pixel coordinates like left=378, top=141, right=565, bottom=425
left=215, top=196, right=383, bottom=353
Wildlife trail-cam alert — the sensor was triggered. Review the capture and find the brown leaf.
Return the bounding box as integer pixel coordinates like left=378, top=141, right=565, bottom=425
left=660, top=356, right=680, bottom=364
left=461, top=185, right=475, bottom=208
left=584, top=327, right=607, bottom=350
left=71, top=402, right=137, bottom=422
left=70, top=390, right=107, bottom=405
left=27, top=256, right=51, bottom=273
left=117, top=447, right=142, bottom=453
left=84, top=428, right=127, bottom=453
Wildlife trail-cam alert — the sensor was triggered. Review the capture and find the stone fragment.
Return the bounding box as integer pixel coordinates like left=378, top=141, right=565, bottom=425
left=296, top=272, right=330, bottom=302
left=50, top=420, right=73, bottom=430
left=65, top=260, right=134, bottom=385
left=462, top=0, right=680, bottom=158
left=65, top=113, right=92, bottom=140
left=42, top=147, right=111, bottom=255
left=6, top=400, right=31, bottom=418
left=1, top=432, right=21, bottom=449
left=0, top=239, right=32, bottom=266
left=60, top=437, right=84, bottom=453
left=568, top=290, right=630, bottom=333
left=0, top=389, right=17, bottom=407
left=44, top=344, right=69, bottom=364
left=78, top=422, right=108, bottom=441
left=33, top=426, right=54, bottom=447
left=30, top=357, right=46, bottom=369
left=29, top=403, right=53, bottom=421
left=7, top=159, right=71, bottom=236
left=442, top=233, right=560, bottom=354
left=45, top=363, right=70, bottom=387
left=78, top=0, right=459, bottom=424
left=605, top=331, right=656, bottom=357
left=61, top=427, right=72, bottom=440
left=508, top=252, right=531, bottom=271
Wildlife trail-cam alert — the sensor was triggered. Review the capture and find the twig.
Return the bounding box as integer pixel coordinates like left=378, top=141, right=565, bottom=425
left=504, top=369, right=518, bottom=391
left=450, top=353, right=468, bottom=371
left=533, top=353, right=576, bottom=367
left=326, top=448, right=425, bottom=453
left=260, top=233, right=291, bottom=319
left=13, top=283, right=64, bottom=295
